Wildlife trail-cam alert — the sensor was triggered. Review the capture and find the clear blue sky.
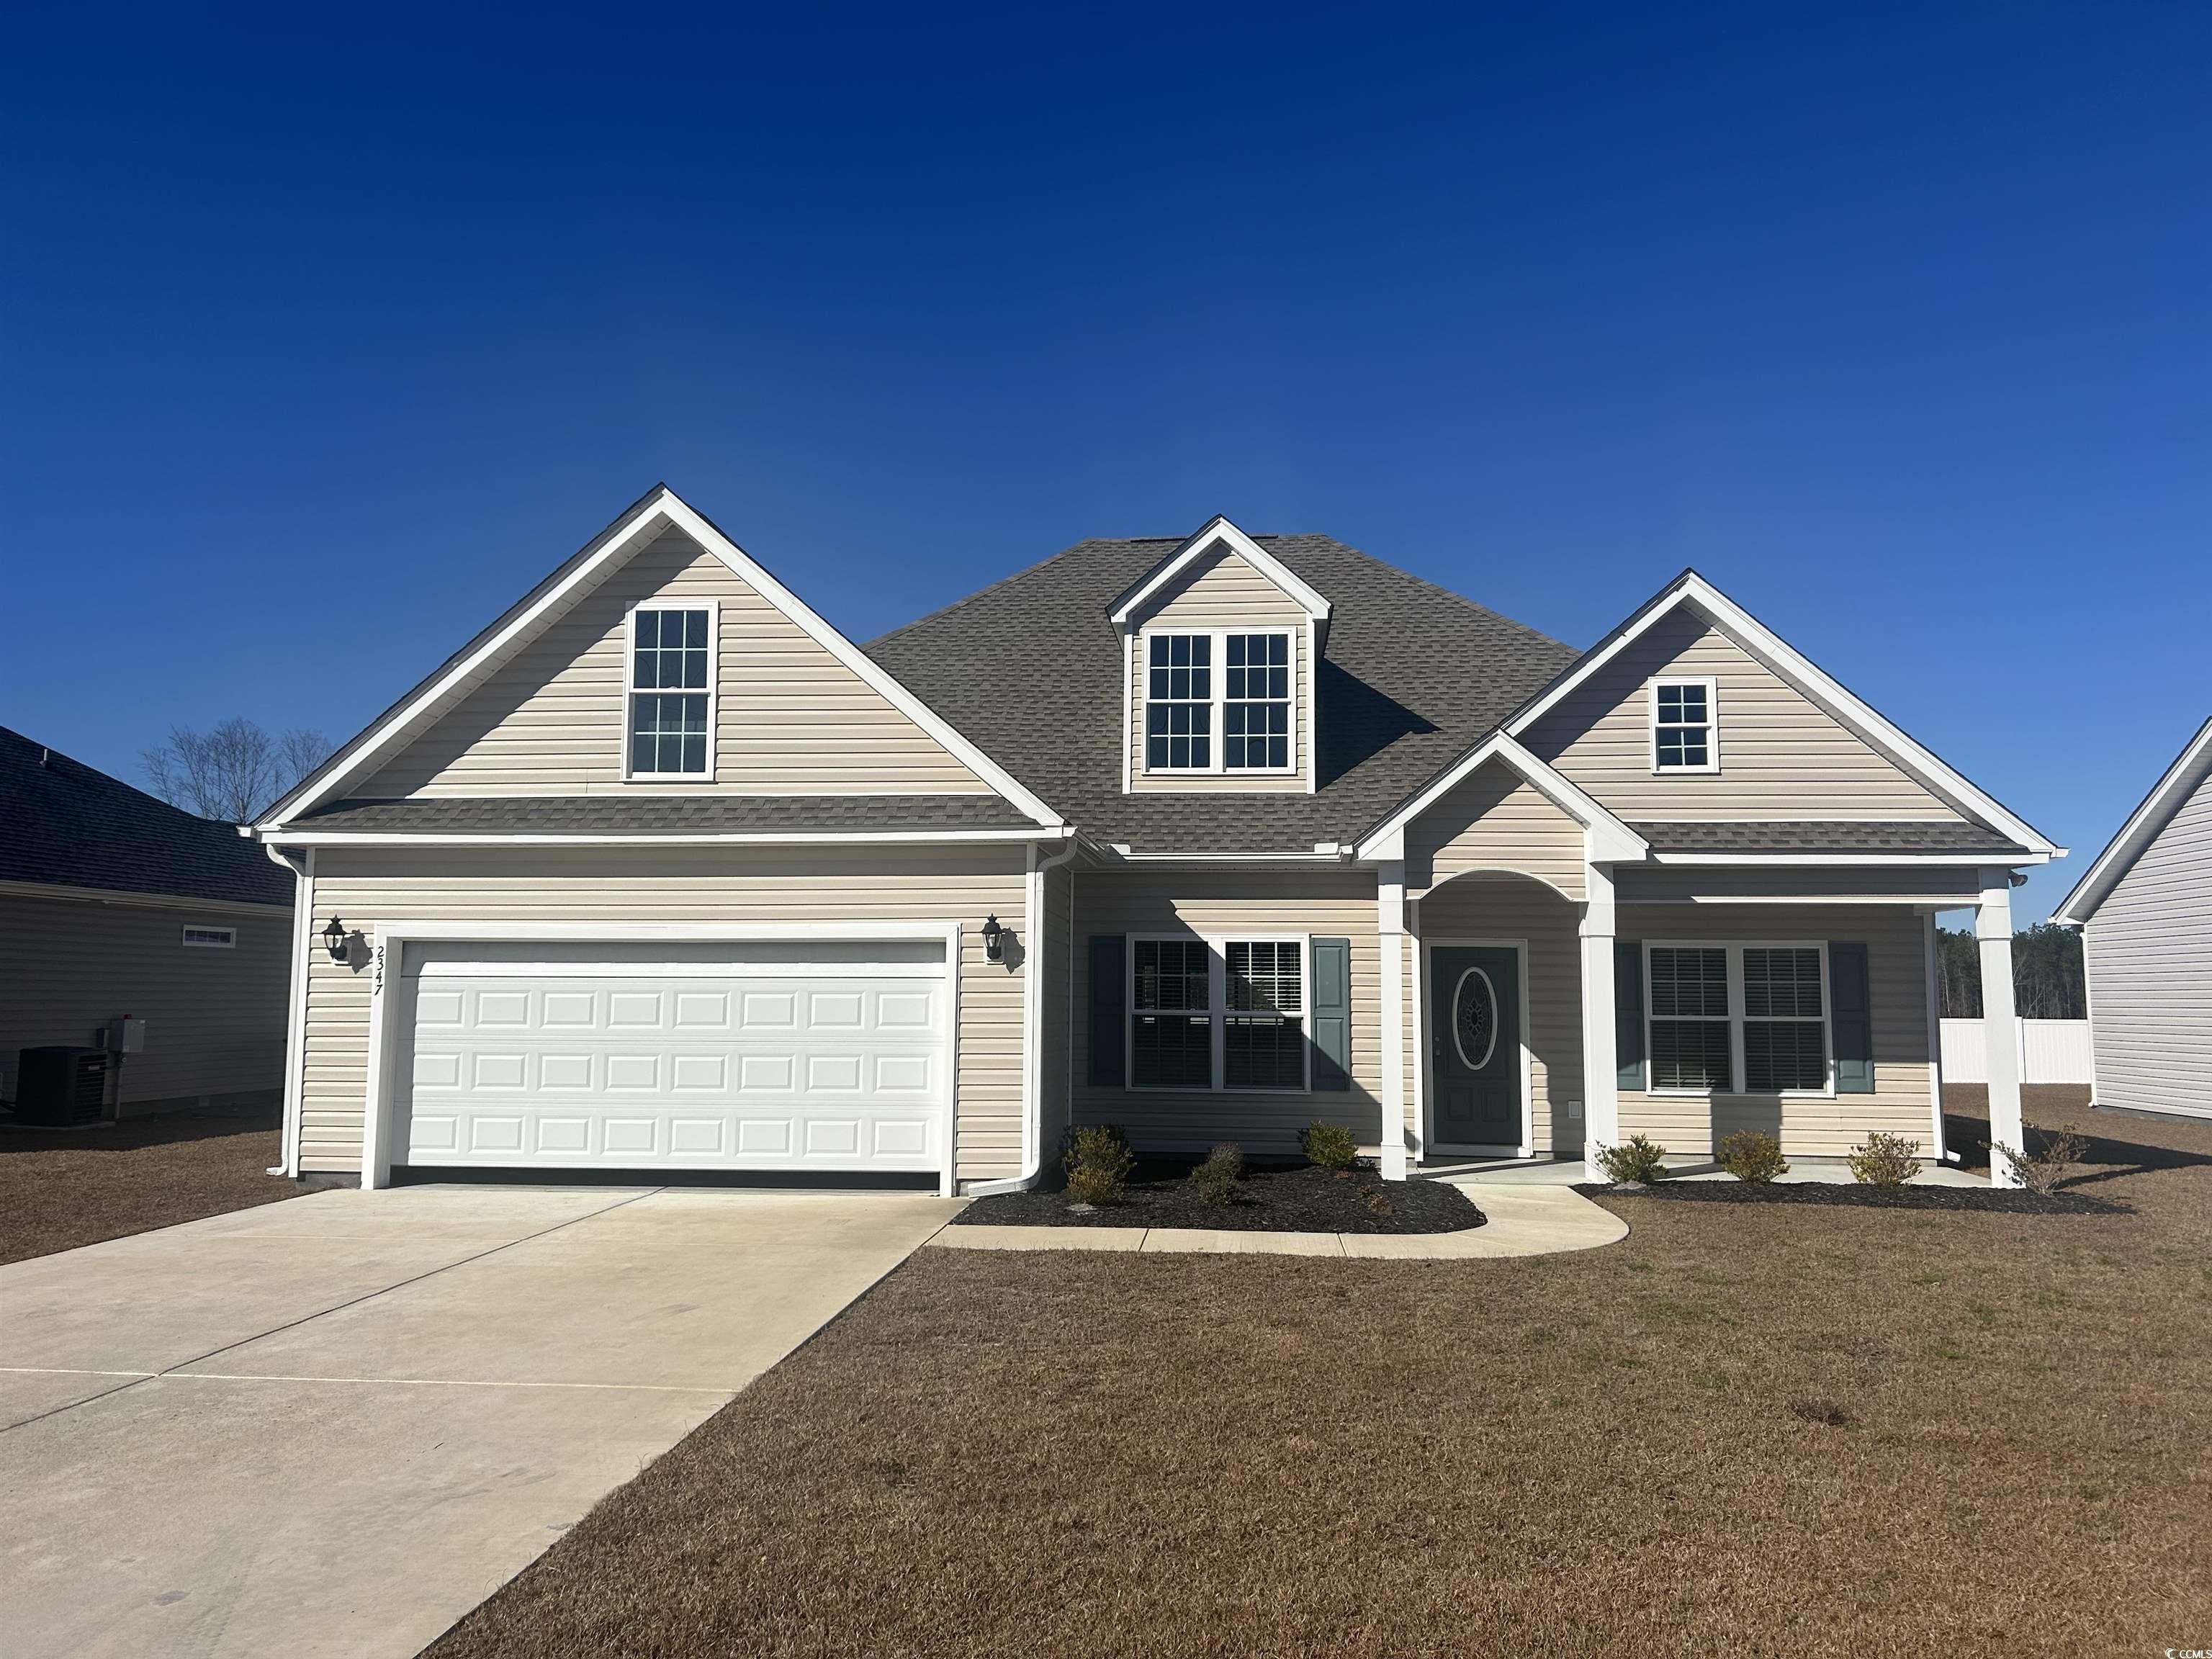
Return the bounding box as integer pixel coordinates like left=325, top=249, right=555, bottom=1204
left=4, top=3, right=2206, bottom=923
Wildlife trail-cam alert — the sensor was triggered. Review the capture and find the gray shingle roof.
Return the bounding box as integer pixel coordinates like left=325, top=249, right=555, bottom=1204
left=295, top=795, right=1040, bottom=835
left=1631, top=821, right=2028, bottom=856
left=0, top=727, right=294, bottom=907
left=866, top=535, right=1581, bottom=853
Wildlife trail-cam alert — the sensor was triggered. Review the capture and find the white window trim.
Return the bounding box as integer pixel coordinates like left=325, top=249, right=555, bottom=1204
left=1125, top=931, right=1313, bottom=1094
left=1138, top=626, right=1298, bottom=778
left=1643, top=940, right=1834, bottom=1099
left=1648, top=675, right=1719, bottom=775
left=181, top=925, right=237, bottom=948
left=621, top=598, right=720, bottom=782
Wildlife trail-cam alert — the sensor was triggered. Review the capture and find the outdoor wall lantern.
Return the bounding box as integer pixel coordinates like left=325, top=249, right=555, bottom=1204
left=322, top=917, right=351, bottom=963
left=980, top=914, right=1005, bottom=962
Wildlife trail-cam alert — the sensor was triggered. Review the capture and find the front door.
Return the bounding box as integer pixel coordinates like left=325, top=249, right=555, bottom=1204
left=1429, top=945, right=1521, bottom=1149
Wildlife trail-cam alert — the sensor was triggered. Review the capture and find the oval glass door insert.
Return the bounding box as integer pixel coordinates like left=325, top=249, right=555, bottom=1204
left=1452, top=966, right=1500, bottom=1071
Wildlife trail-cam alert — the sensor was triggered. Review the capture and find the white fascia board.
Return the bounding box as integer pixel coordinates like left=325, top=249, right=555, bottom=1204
left=1501, top=572, right=2060, bottom=857
left=258, top=487, right=1064, bottom=833
left=260, top=827, right=1073, bottom=848
left=1652, top=850, right=2054, bottom=867
left=1107, top=515, right=1331, bottom=626
left=2054, top=714, right=2212, bottom=925
left=1353, top=732, right=1648, bottom=864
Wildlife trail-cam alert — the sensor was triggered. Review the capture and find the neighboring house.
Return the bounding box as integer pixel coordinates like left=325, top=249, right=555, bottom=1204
left=1, top=727, right=294, bottom=1117
left=248, top=486, right=2062, bottom=1191
left=2053, top=716, right=2212, bottom=1121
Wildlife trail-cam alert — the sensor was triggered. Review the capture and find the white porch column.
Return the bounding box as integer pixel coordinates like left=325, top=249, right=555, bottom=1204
left=1578, top=861, right=1619, bottom=1164
left=1977, top=871, right=2025, bottom=1185
left=1378, top=859, right=1409, bottom=1181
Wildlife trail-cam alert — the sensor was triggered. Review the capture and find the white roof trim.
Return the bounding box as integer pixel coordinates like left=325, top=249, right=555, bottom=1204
left=1354, top=732, right=1648, bottom=864
left=257, top=487, right=1064, bottom=832
left=2054, top=714, right=2212, bottom=925
left=1654, top=850, right=2055, bottom=867
left=258, top=827, right=1069, bottom=848
left=1107, top=515, right=1331, bottom=626
left=1501, top=572, right=2061, bottom=857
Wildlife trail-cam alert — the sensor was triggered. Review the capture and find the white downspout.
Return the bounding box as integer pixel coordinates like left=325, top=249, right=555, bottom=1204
left=264, top=842, right=313, bottom=1178
left=966, top=834, right=1080, bottom=1197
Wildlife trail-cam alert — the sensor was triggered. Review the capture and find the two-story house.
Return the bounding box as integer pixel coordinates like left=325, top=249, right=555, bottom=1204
left=250, top=486, right=2061, bottom=1192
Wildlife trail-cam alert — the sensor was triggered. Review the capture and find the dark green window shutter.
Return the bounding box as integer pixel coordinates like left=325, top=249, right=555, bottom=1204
left=1088, top=935, right=1125, bottom=1088
left=1614, top=940, right=1645, bottom=1091
left=1830, top=941, right=1874, bottom=1094
left=1310, top=938, right=1352, bottom=1092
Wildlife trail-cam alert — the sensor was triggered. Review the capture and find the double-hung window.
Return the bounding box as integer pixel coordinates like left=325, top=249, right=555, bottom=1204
left=626, top=604, right=715, bottom=778
left=1143, top=629, right=1293, bottom=774
left=1129, top=935, right=1310, bottom=1092
left=1131, top=938, right=1213, bottom=1088
left=1645, top=943, right=1832, bottom=1095
left=1650, top=677, right=1717, bottom=772
left=1647, top=946, right=1734, bottom=1092
left=1742, top=948, right=1828, bottom=1092
left=1145, top=634, right=1213, bottom=771
left=1225, top=940, right=1305, bottom=1089
left=1223, top=633, right=1290, bottom=770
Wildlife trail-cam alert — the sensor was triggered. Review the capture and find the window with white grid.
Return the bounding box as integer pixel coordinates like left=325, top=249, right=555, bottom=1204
left=1651, top=678, right=1717, bottom=772
left=1223, top=633, right=1291, bottom=770
left=1144, top=634, right=1213, bottom=771
left=627, top=606, right=714, bottom=778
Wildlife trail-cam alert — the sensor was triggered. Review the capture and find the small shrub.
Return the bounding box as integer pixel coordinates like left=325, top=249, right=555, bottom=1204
left=1064, top=1124, right=1135, bottom=1206
left=1593, top=1135, right=1669, bottom=1185
left=1995, top=1123, right=2089, bottom=1197
left=1186, top=1142, right=1245, bottom=1205
left=1847, top=1132, right=1920, bottom=1187
left=1717, top=1130, right=1789, bottom=1184
left=1300, top=1120, right=1359, bottom=1170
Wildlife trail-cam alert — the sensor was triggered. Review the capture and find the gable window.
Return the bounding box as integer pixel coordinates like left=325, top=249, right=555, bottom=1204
left=1128, top=935, right=1311, bottom=1092
left=1650, top=677, right=1717, bottom=772
left=1224, top=633, right=1291, bottom=770
left=181, top=925, right=235, bottom=948
left=1131, top=938, right=1213, bottom=1088
left=626, top=605, right=715, bottom=778
left=1645, top=942, right=1832, bottom=1096
left=1142, top=628, right=1293, bottom=775
left=1145, top=634, right=1213, bottom=770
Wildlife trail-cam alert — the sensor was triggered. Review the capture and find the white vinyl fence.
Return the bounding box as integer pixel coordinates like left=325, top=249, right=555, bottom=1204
left=1939, top=1019, right=2094, bottom=1086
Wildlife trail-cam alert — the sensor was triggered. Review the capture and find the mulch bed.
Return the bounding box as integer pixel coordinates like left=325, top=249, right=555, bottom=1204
left=954, top=1159, right=1486, bottom=1234
left=1574, top=1179, right=2125, bottom=1214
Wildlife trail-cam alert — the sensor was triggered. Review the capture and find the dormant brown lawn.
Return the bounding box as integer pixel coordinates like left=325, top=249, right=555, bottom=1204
left=417, top=1089, right=2207, bottom=1656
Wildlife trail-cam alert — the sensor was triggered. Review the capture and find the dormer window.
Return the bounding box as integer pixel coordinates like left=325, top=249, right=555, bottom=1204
left=626, top=603, right=716, bottom=778
left=1146, top=633, right=1213, bottom=770
left=1144, top=629, right=1293, bottom=775
left=1650, top=677, right=1717, bottom=773
left=1224, top=633, right=1290, bottom=769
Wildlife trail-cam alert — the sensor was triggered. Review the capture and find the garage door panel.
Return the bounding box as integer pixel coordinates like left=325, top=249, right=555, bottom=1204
left=396, top=950, right=948, bottom=1173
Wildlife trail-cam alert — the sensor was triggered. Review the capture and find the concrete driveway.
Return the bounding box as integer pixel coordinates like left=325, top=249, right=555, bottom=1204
left=0, top=1183, right=963, bottom=1658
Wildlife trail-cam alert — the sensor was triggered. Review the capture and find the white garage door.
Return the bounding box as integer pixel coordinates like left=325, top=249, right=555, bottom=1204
left=393, top=940, right=948, bottom=1174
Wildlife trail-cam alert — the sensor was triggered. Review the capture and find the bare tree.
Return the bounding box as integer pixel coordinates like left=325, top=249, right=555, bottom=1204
left=142, top=719, right=332, bottom=822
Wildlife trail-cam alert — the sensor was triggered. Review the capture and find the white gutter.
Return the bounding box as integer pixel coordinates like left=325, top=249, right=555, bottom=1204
left=264, top=843, right=313, bottom=1179
left=1105, top=844, right=1354, bottom=863
left=259, top=826, right=1075, bottom=848
left=964, top=835, right=1082, bottom=1196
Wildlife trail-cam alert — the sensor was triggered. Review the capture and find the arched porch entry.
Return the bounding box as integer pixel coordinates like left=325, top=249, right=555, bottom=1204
left=1410, top=869, right=1586, bottom=1164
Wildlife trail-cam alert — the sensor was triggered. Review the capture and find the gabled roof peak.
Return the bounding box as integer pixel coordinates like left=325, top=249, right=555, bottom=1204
left=1106, top=514, right=1332, bottom=626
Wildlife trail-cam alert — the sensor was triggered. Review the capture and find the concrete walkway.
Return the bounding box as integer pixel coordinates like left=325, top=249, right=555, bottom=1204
left=932, top=1180, right=1625, bottom=1258
left=0, top=1183, right=963, bottom=1659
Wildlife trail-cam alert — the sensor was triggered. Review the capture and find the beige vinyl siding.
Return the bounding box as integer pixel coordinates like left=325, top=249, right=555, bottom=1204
left=1616, top=866, right=1985, bottom=904
left=1130, top=547, right=1310, bottom=792
left=1614, top=904, right=1933, bottom=1161
left=1521, top=606, right=1963, bottom=820
left=1412, top=875, right=1584, bottom=1156
left=1407, top=763, right=1586, bottom=901
left=1071, top=869, right=1379, bottom=1154
left=361, top=525, right=993, bottom=798
left=0, top=891, right=289, bottom=1114
left=2082, top=765, right=2212, bottom=1120
left=298, top=847, right=1027, bottom=1182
